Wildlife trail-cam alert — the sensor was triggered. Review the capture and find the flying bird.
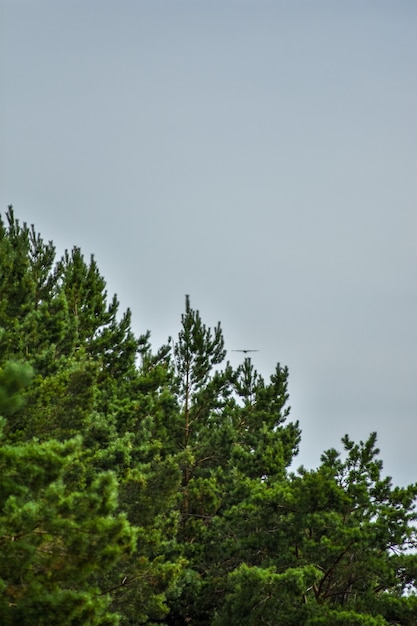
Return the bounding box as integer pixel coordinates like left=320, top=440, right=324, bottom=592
left=232, top=350, right=259, bottom=354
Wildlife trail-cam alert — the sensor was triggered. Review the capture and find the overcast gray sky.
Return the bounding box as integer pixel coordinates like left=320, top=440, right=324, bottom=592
left=1, top=0, right=416, bottom=486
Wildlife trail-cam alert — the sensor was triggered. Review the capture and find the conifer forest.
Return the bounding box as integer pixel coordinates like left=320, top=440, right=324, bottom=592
left=1, top=206, right=417, bottom=625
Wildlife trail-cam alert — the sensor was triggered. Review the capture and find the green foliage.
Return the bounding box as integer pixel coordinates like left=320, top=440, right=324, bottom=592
left=0, top=374, right=136, bottom=624
left=214, top=563, right=319, bottom=626
left=0, top=208, right=183, bottom=623
left=1, top=206, right=417, bottom=625
left=165, top=296, right=302, bottom=623
left=0, top=359, right=33, bottom=415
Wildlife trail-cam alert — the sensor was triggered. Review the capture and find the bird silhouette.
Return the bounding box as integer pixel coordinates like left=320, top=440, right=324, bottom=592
left=232, top=349, right=259, bottom=354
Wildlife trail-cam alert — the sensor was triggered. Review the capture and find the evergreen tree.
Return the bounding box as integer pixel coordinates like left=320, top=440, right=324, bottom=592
left=0, top=207, right=64, bottom=372
left=166, top=297, right=301, bottom=624
left=0, top=208, right=183, bottom=624
left=215, top=433, right=417, bottom=625
left=2, top=206, right=417, bottom=625
left=0, top=361, right=136, bottom=625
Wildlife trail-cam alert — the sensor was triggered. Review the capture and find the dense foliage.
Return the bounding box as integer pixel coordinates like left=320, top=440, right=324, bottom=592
left=1, top=206, right=416, bottom=624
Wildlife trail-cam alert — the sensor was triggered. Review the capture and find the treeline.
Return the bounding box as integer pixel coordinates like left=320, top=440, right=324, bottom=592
left=1, top=206, right=416, bottom=625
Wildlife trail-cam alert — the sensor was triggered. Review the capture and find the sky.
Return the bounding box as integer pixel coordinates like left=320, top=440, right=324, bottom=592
left=1, top=0, right=416, bottom=486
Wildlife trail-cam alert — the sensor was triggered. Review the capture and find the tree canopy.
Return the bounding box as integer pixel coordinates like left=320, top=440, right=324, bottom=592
left=1, top=206, right=416, bottom=625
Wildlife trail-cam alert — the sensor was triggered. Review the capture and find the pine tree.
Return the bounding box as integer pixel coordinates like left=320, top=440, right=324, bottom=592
left=0, top=207, right=64, bottom=372
left=3, top=207, right=417, bottom=625
left=0, top=207, right=183, bottom=624
left=214, top=433, right=417, bottom=625
left=165, top=297, right=301, bottom=624
left=0, top=361, right=136, bottom=625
